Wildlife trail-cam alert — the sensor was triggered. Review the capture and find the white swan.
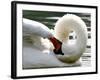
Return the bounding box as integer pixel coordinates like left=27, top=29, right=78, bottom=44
left=22, top=14, right=87, bottom=69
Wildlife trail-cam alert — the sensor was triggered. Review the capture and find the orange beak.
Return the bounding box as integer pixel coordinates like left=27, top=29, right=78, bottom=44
left=49, top=37, right=64, bottom=55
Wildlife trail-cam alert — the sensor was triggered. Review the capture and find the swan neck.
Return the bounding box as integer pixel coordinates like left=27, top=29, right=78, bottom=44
left=55, top=14, right=87, bottom=54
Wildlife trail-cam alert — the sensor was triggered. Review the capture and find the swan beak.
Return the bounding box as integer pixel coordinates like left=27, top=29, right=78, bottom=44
left=49, top=37, right=64, bottom=55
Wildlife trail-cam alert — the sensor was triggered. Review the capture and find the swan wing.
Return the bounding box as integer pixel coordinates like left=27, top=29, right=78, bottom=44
left=23, top=46, right=67, bottom=69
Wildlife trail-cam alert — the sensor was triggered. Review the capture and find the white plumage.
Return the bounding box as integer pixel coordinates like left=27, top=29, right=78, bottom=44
left=55, top=14, right=87, bottom=63
left=22, top=14, right=87, bottom=69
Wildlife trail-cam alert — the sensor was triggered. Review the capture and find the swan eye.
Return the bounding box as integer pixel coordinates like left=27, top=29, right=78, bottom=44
left=68, top=31, right=77, bottom=40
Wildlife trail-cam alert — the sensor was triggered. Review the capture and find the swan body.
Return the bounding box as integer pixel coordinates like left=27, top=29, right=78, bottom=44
left=23, top=19, right=66, bottom=68
left=22, top=14, right=87, bottom=69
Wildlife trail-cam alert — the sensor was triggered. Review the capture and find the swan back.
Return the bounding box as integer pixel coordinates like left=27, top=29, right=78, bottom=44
left=23, top=18, right=53, bottom=38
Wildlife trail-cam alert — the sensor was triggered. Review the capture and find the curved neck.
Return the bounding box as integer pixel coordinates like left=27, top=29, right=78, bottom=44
left=73, top=24, right=87, bottom=51
left=55, top=14, right=87, bottom=55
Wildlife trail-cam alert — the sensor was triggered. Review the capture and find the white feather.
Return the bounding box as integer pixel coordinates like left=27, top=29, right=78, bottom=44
left=55, top=14, right=87, bottom=63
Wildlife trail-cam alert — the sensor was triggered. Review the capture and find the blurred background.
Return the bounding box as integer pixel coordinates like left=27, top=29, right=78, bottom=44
left=23, top=10, right=91, bottom=66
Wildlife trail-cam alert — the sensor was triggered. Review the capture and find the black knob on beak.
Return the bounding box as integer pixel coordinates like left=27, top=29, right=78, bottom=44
left=53, top=48, right=64, bottom=55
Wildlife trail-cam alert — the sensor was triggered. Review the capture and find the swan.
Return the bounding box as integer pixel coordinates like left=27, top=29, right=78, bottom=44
left=22, top=14, right=87, bottom=69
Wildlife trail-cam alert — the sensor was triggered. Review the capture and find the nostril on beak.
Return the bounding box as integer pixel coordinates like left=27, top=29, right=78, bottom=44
left=49, top=37, right=64, bottom=55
